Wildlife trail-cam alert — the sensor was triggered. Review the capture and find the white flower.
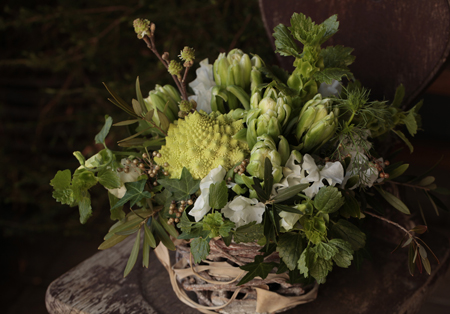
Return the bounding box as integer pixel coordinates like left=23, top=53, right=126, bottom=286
left=318, top=79, right=342, bottom=98
left=279, top=211, right=302, bottom=231
left=188, top=58, right=216, bottom=113
left=302, top=154, right=344, bottom=198
left=272, top=150, right=306, bottom=195
left=221, top=196, right=265, bottom=228
left=107, top=159, right=141, bottom=199
left=189, top=165, right=226, bottom=222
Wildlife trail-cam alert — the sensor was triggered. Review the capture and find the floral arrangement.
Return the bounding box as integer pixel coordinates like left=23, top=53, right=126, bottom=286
left=51, top=13, right=447, bottom=293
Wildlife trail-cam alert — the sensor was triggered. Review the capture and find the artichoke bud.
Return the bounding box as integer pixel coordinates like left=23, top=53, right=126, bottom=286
left=281, top=103, right=292, bottom=127
left=263, top=87, right=278, bottom=100
left=246, top=108, right=261, bottom=125
left=213, top=53, right=230, bottom=86
left=240, top=53, right=252, bottom=89
left=246, top=119, right=258, bottom=150
left=250, top=92, right=261, bottom=109
left=250, top=68, right=263, bottom=94
left=247, top=135, right=282, bottom=183
left=256, top=115, right=281, bottom=142
left=251, top=54, right=264, bottom=69
left=258, top=97, right=277, bottom=115
left=295, top=106, right=317, bottom=140
left=303, top=113, right=336, bottom=152
left=278, top=135, right=290, bottom=166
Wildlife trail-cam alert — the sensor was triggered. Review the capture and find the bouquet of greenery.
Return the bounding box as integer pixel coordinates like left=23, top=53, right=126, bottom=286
left=50, top=12, right=446, bottom=311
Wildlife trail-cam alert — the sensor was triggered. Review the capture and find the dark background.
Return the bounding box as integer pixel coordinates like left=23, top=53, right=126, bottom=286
left=1, top=1, right=449, bottom=313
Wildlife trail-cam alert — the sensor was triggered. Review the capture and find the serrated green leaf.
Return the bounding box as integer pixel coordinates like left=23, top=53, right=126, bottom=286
left=329, top=239, right=354, bottom=268
left=331, top=219, right=366, bottom=251
left=314, top=186, right=345, bottom=214
left=391, top=84, right=405, bottom=108
left=289, top=13, right=326, bottom=46
left=300, top=215, right=327, bottom=245
left=340, top=191, right=360, bottom=219
left=238, top=255, right=277, bottom=285
left=313, top=242, right=338, bottom=260
left=97, top=168, right=121, bottom=189
left=108, top=191, right=125, bottom=220
left=321, top=14, right=339, bottom=43
left=124, top=229, right=141, bottom=277
left=72, top=168, right=98, bottom=195
left=95, top=115, right=113, bottom=145
left=273, top=24, right=301, bottom=58
left=276, top=232, right=304, bottom=271
left=298, top=247, right=315, bottom=277
left=177, top=211, right=195, bottom=234
left=312, top=67, right=352, bottom=85
left=309, top=255, right=333, bottom=282
left=209, top=180, right=228, bottom=210
left=190, top=237, right=210, bottom=264
left=52, top=189, right=74, bottom=205
left=234, top=221, right=265, bottom=244
left=110, top=179, right=152, bottom=210
left=152, top=218, right=176, bottom=251
left=321, top=46, right=355, bottom=69
left=51, top=170, right=72, bottom=190
left=158, top=168, right=200, bottom=200
left=376, top=187, right=410, bottom=214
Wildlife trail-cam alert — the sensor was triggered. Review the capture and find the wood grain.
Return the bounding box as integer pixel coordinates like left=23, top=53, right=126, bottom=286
left=46, top=230, right=450, bottom=314
left=259, top=0, right=450, bottom=107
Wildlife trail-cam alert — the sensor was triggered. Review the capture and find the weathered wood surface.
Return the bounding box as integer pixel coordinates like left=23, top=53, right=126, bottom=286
left=259, top=0, right=450, bottom=107
left=46, top=230, right=450, bottom=314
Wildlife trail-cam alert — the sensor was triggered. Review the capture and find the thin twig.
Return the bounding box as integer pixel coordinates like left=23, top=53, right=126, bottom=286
left=364, top=211, right=419, bottom=246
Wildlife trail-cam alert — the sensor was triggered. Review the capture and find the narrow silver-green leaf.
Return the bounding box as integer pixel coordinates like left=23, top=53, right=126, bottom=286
left=376, top=187, right=410, bottom=214
left=386, top=164, right=409, bottom=180
left=124, top=229, right=141, bottom=277
left=98, top=234, right=129, bottom=250
left=113, top=119, right=139, bottom=126
left=144, top=223, right=157, bottom=248
left=273, top=183, right=309, bottom=203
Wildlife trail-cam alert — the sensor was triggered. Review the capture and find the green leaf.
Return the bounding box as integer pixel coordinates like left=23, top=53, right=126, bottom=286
left=309, top=254, right=333, bottom=282
left=321, top=14, right=339, bottom=43
left=392, top=129, right=413, bottom=153
left=404, top=110, right=418, bottom=136
left=105, top=215, right=143, bottom=240
left=238, top=255, right=277, bottom=285
left=264, top=157, right=274, bottom=197
left=376, top=186, right=410, bottom=214
left=143, top=231, right=150, bottom=268
left=209, top=181, right=228, bottom=210
left=52, top=189, right=74, bottom=205
left=158, top=215, right=178, bottom=238
left=345, top=175, right=359, bottom=189
left=433, top=187, right=450, bottom=195
left=312, top=67, right=352, bottom=85
left=111, top=179, right=152, bottom=210
left=157, top=168, right=200, bottom=200
left=135, top=76, right=146, bottom=113
left=98, top=234, right=129, bottom=250
left=72, top=168, right=98, bottom=194
left=276, top=232, right=304, bottom=271
left=144, top=223, right=156, bottom=248
left=419, top=176, right=435, bottom=187
left=339, top=191, right=360, bottom=219
left=428, top=193, right=448, bottom=212
left=386, top=164, right=409, bottom=180
left=300, top=215, right=327, bottom=245
left=273, top=24, right=301, bottom=58
left=103, top=83, right=138, bottom=117
left=73, top=151, right=86, bottom=165
left=78, top=190, right=92, bottom=224
left=154, top=189, right=173, bottom=216
left=95, top=115, right=113, bottom=145
left=321, top=46, right=355, bottom=69
left=234, top=221, right=265, bottom=244
left=190, top=237, right=210, bottom=264
left=113, top=119, right=139, bottom=126
left=124, top=229, right=141, bottom=277
left=273, top=183, right=309, bottom=203
left=152, top=218, right=176, bottom=251
left=331, top=219, right=366, bottom=251
left=298, top=247, right=315, bottom=277
left=51, top=170, right=72, bottom=190
left=202, top=212, right=235, bottom=238
left=391, top=84, right=405, bottom=108
left=252, top=177, right=269, bottom=202
left=274, top=203, right=304, bottom=214
left=313, top=242, right=338, bottom=260
left=329, top=239, right=354, bottom=268
left=108, top=192, right=125, bottom=221
left=289, top=13, right=328, bottom=46
left=97, top=168, right=121, bottom=189
left=177, top=211, right=195, bottom=234
left=314, top=186, right=345, bottom=214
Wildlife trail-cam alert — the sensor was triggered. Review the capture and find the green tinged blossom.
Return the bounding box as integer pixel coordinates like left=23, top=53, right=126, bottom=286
left=246, top=135, right=283, bottom=183
left=133, top=18, right=151, bottom=39
left=154, top=111, right=249, bottom=180
left=168, top=60, right=183, bottom=79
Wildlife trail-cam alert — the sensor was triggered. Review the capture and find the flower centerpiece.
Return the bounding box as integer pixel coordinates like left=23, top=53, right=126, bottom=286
left=50, top=13, right=446, bottom=313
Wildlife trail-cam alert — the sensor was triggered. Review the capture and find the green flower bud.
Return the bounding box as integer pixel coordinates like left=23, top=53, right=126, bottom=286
left=251, top=54, right=264, bottom=69
left=213, top=53, right=230, bottom=87
left=168, top=60, right=183, bottom=79
left=303, top=112, right=337, bottom=152
left=179, top=46, right=195, bottom=63
left=250, top=68, right=263, bottom=94
left=278, top=135, right=290, bottom=166
left=246, top=119, right=258, bottom=150
left=263, top=87, right=278, bottom=100
left=246, top=108, right=261, bottom=125
left=179, top=100, right=193, bottom=112
left=133, top=18, right=151, bottom=39
left=250, top=92, right=261, bottom=109
left=259, top=97, right=277, bottom=115
left=247, top=135, right=282, bottom=183
left=295, top=106, right=317, bottom=140
left=256, top=115, right=281, bottom=142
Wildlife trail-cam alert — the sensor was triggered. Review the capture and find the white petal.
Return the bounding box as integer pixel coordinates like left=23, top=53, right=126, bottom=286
left=279, top=211, right=302, bottom=231
left=304, top=181, right=324, bottom=198
left=302, top=154, right=320, bottom=182
left=320, top=161, right=344, bottom=186
left=189, top=193, right=210, bottom=222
